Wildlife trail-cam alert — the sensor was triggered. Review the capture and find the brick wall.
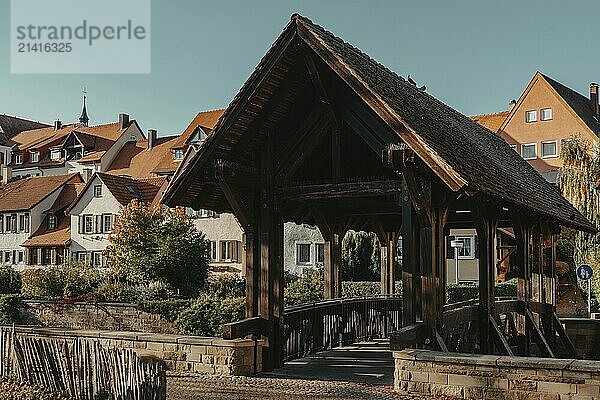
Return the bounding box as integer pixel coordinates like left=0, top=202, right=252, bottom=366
left=394, top=349, right=600, bottom=399
left=20, top=300, right=177, bottom=334
left=561, top=318, right=600, bottom=360
left=6, top=326, right=263, bottom=375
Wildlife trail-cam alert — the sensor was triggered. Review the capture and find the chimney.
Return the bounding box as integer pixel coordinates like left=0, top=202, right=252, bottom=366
left=590, top=83, right=599, bottom=116
left=1, top=165, right=11, bottom=184
left=118, top=113, right=130, bottom=130
left=147, top=129, right=157, bottom=150
left=508, top=99, right=517, bottom=111
left=54, top=119, right=62, bottom=130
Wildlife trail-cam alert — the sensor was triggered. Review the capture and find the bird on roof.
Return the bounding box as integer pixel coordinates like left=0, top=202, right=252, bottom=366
left=407, top=75, right=416, bottom=85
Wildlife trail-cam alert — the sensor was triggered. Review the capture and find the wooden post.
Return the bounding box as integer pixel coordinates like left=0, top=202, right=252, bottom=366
left=475, top=204, right=498, bottom=354
left=512, top=215, right=533, bottom=355
left=324, top=231, right=342, bottom=299
left=380, top=233, right=397, bottom=296
left=380, top=244, right=389, bottom=296
left=243, top=231, right=260, bottom=317
left=401, top=178, right=419, bottom=326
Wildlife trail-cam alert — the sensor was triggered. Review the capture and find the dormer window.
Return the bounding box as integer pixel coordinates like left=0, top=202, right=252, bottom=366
left=14, top=154, right=23, bottom=165
left=30, top=151, right=40, bottom=163
left=173, top=149, right=184, bottom=160
left=47, top=215, right=56, bottom=230
left=50, top=149, right=62, bottom=161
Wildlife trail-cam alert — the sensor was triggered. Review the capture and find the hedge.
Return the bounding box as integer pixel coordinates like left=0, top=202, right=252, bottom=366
left=0, top=295, right=21, bottom=324
left=446, top=280, right=517, bottom=304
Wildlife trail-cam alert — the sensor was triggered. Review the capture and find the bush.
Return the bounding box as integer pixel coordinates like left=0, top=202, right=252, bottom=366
left=284, top=270, right=324, bottom=306
left=207, top=274, right=245, bottom=298
left=0, top=265, right=21, bottom=294
left=94, top=281, right=139, bottom=303
left=20, top=263, right=101, bottom=299
left=175, top=294, right=244, bottom=336
left=0, top=294, right=21, bottom=324
left=138, top=299, right=191, bottom=322
left=446, top=280, right=517, bottom=304
left=341, top=281, right=402, bottom=298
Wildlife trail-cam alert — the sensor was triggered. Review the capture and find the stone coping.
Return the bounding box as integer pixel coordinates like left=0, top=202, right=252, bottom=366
left=23, top=300, right=141, bottom=307
left=0, top=325, right=262, bottom=348
left=394, top=349, right=600, bottom=373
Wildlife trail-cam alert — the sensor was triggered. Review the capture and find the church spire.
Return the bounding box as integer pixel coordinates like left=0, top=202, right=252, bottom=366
left=79, top=94, right=89, bottom=126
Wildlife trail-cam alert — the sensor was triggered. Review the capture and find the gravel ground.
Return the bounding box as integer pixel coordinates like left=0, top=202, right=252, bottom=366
left=166, top=373, right=446, bottom=400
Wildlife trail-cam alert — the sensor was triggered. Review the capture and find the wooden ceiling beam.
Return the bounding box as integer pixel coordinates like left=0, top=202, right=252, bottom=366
left=276, top=179, right=402, bottom=201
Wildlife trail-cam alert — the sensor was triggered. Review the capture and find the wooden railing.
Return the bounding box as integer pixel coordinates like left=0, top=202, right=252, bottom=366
left=282, top=296, right=402, bottom=361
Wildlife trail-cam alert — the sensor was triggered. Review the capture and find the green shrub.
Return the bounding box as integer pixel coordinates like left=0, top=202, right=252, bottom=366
left=207, top=274, right=245, bottom=298
left=94, top=281, right=139, bottom=303
left=138, top=299, right=191, bottom=322
left=21, top=263, right=101, bottom=299
left=0, top=294, right=21, bottom=324
left=175, top=294, right=244, bottom=336
left=341, top=281, right=402, bottom=298
left=446, top=280, right=517, bottom=304
left=284, top=270, right=324, bottom=306
left=0, top=265, right=21, bottom=294
left=136, top=280, right=176, bottom=301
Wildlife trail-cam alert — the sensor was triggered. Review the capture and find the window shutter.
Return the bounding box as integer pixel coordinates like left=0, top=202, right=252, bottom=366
left=0, top=215, right=3, bottom=234
left=446, top=236, right=455, bottom=259
left=237, top=241, right=243, bottom=262
left=95, top=215, right=101, bottom=233
left=78, top=216, right=83, bottom=234
left=474, top=236, right=479, bottom=258
left=24, top=214, right=29, bottom=233
left=11, top=215, right=16, bottom=233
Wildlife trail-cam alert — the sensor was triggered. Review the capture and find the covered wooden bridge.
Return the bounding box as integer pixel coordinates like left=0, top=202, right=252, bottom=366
left=163, top=15, right=595, bottom=371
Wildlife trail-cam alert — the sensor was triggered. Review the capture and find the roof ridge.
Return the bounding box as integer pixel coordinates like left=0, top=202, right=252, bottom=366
left=471, top=110, right=509, bottom=118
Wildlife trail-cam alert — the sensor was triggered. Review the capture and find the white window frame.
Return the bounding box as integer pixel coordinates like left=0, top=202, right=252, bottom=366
left=93, top=185, right=102, bottom=198
left=525, top=110, right=537, bottom=123
left=296, top=242, right=312, bottom=265
left=209, top=241, right=217, bottom=261
left=84, top=215, right=94, bottom=234
left=14, top=154, right=23, bottom=165
left=315, top=243, right=325, bottom=265
left=521, top=143, right=537, bottom=160
left=50, top=149, right=62, bottom=161
left=102, top=214, right=112, bottom=233
left=455, top=236, right=476, bottom=260
left=47, top=215, right=56, bottom=230
left=173, top=149, right=184, bottom=160
left=30, top=151, right=39, bottom=163
left=541, top=140, right=558, bottom=159
left=3, top=251, right=11, bottom=264
left=92, top=251, right=102, bottom=267
left=77, top=252, right=88, bottom=262
left=540, top=108, right=552, bottom=121
left=17, top=251, right=24, bottom=264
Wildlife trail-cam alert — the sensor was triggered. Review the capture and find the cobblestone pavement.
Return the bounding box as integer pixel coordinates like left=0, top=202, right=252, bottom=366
left=166, top=341, right=454, bottom=399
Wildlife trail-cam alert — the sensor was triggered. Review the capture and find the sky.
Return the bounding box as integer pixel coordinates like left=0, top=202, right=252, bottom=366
left=1, top=0, right=600, bottom=136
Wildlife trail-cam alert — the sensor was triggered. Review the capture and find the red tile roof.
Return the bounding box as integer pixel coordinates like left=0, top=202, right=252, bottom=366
left=0, top=173, right=82, bottom=212
left=106, top=135, right=179, bottom=178
left=470, top=111, right=509, bottom=133
left=96, top=173, right=166, bottom=206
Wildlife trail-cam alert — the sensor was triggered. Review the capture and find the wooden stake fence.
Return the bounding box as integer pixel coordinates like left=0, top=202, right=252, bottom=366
left=0, top=327, right=166, bottom=400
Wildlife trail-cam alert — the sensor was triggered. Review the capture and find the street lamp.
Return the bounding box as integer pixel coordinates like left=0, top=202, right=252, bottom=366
left=450, top=239, right=464, bottom=284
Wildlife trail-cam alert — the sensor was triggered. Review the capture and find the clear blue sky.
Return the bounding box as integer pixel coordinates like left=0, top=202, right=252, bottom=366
left=1, top=0, right=599, bottom=136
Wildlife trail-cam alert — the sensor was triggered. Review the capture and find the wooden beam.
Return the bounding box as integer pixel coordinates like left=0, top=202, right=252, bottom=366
left=218, top=180, right=252, bottom=229
left=389, top=322, right=426, bottom=350
left=276, top=179, right=402, bottom=201
left=402, top=177, right=419, bottom=326
left=435, top=329, right=449, bottom=352
left=337, top=100, right=387, bottom=156
left=223, top=316, right=270, bottom=340
left=526, top=309, right=555, bottom=358
left=489, top=314, right=514, bottom=356
left=553, top=312, right=578, bottom=358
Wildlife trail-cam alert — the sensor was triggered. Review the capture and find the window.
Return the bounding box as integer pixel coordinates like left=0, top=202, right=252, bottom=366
left=173, top=149, right=184, bottom=160
left=102, top=214, right=112, bottom=233
left=77, top=252, right=87, bottom=262
left=93, top=185, right=102, bottom=198
left=56, top=249, right=63, bottom=264
left=316, top=243, right=325, bottom=264
left=525, top=110, right=537, bottom=123
left=208, top=241, right=217, bottom=261
left=14, top=154, right=23, bottom=165
left=42, top=248, right=51, bottom=265
left=197, top=209, right=217, bottom=218
left=5, top=215, right=11, bottom=233
left=84, top=215, right=94, bottom=234
left=455, top=236, right=475, bottom=260
left=541, top=141, right=558, bottom=158
left=50, top=149, right=62, bottom=161
left=92, top=252, right=102, bottom=267
left=23, top=214, right=29, bottom=233
left=19, top=214, right=26, bottom=232
left=17, top=251, right=24, bottom=264
left=296, top=243, right=311, bottom=264
left=3, top=251, right=10, bottom=264
left=220, top=240, right=239, bottom=262
left=47, top=215, right=56, bottom=230
left=30, top=249, right=38, bottom=265
left=521, top=143, right=537, bottom=160
left=540, top=108, right=552, bottom=121
left=30, top=151, right=39, bottom=163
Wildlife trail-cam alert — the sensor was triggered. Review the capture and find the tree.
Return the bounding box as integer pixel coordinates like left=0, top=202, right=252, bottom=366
left=106, top=200, right=209, bottom=297
left=557, top=137, right=600, bottom=302
left=342, top=231, right=381, bottom=281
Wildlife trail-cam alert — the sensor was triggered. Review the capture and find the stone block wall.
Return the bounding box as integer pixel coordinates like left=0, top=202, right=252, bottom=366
left=394, top=349, right=600, bottom=399
left=561, top=318, right=600, bottom=360
left=20, top=300, right=177, bottom=334
left=7, top=326, right=263, bottom=376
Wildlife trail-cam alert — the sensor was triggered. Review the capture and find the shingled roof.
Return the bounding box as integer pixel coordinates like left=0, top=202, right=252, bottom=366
left=0, top=173, right=81, bottom=212
left=164, top=14, right=594, bottom=232
left=0, top=115, right=48, bottom=146
left=471, top=111, right=509, bottom=133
